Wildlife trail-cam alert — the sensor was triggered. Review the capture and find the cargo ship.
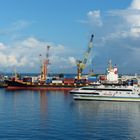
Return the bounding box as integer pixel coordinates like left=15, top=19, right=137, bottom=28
left=6, top=36, right=133, bottom=91
left=4, top=59, right=126, bottom=91
left=5, top=35, right=97, bottom=90
left=5, top=60, right=134, bottom=91
left=5, top=77, right=91, bottom=90
left=4, top=60, right=119, bottom=91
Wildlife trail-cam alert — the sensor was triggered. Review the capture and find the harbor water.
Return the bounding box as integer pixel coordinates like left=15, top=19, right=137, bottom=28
left=0, top=89, right=140, bottom=140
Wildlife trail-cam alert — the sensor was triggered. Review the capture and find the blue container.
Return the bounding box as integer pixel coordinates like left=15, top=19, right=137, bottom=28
left=88, top=76, right=98, bottom=82
left=132, top=79, right=138, bottom=84
left=46, top=79, right=52, bottom=84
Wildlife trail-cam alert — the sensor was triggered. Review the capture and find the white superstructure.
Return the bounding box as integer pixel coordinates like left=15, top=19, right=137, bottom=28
left=106, top=60, right=118, bottom=83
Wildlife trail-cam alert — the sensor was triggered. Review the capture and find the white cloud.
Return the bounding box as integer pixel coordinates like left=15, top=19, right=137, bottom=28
left=130, top=0, right=140, bottom=9
left=78, top=10, right=102, bottom=27
left=12, top=20, right=31, bottom=30
left=49, top=44, right=79, bottom=70
left=0, top=43, right=6, bottom=50
left=130, top=27, right=140, bottom=37
left=0, top=53, right=8, bottom=66
left=79, top=0, right=140, bottom=73
left=8, top=55, right=18, bottom=66
left=87, top=10, right=102, bottom=26
left=126, top=0, right=140, bottom=37
left=18, top=57, right=28, bottom=66
left=68, top=57, right=76, bottom=66
left=106, top=0, right=140, bottom=38
left=0, top=37, right=81, bottom=73
left=0, top=20, right=31, bottom=36
left=2, top=1, right=140, bottom=74
left=21, top=37, right=42, bottom=48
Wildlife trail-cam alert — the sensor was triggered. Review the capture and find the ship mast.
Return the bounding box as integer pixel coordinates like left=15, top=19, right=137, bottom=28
left=108, top=60, right=112, bottom=72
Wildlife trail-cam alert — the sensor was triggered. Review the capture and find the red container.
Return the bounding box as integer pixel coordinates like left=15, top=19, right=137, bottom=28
left=99, top=75, right=107, bottom=81
left=63, top=78, right=75, bottom=84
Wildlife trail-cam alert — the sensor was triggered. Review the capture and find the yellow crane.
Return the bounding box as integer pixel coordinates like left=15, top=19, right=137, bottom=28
left=77, top=34, right=94, bottom=80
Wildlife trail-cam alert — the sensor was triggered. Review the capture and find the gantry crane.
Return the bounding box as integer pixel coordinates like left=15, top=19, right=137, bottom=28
left=77, top=34, right=94, bottom=80
left=40, top=45, right=50, bottom=83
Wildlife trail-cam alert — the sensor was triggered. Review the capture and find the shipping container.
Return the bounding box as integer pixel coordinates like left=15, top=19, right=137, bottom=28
left=88, top=76, right=98, bottom=82
left=75, top=79, right=87, bottom=84
left=46, top=79, right=52, bottom=84
left=52, top=80, right=63, bottom=84
left=23, top=77, right=32, bottom=82
left=132, top=79, right=138, bottom=84
left=63, top=78, right=75, bottom=84
left=31, top=77, right=38, bottom=82
left=129, top=79, right=138, bottom=85
left=99, top=75, right=107, bottom=81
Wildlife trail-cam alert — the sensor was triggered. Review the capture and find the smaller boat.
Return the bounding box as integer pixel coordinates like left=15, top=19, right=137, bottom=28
left=70, top=85, right=140, bottom=102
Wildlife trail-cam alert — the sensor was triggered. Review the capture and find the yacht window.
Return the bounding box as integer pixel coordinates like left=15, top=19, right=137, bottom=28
left=92, top=93, right=99, bottom=95
left=82, top=88, right=94, bottom=90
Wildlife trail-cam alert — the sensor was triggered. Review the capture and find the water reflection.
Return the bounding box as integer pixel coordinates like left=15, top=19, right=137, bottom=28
left=73, top=100, right=140, bottom=139
left=1, top=89, right=140, bottom=140
left=39, top=90, right=48, bottom=116
left=74, top=101, right=140, bottom=115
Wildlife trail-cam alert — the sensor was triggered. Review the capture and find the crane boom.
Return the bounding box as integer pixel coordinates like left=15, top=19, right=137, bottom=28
left=77, top=34, right=94, bottom=79
left=82, top=34, right=94, bottom=65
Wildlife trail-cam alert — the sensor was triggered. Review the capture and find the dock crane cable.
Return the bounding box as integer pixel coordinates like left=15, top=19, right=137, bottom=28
left=77, top=34, right=94, bottom=80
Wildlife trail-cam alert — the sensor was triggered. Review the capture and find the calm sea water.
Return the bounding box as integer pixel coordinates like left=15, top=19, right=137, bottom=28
left=0, top=89, right=140, bottom=140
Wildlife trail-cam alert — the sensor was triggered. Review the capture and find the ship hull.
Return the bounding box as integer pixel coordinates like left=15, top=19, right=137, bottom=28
left=71, top=85, right=140, bottom=102
left=5, top=80, right=85, bottom=91
left=73, top=95, right=140, bottom=102
left=6, top=85, right=74, bottom=91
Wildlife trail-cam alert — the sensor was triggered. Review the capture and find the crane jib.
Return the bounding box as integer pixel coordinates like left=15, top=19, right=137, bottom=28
left=82, top=35, right=94, bottom=65
left=90, top=34, right=94, bottom=42
left=77, top=34, right=94, bottom=80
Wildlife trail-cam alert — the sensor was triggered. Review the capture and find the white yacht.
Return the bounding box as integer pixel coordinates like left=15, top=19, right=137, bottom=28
left=70, top=85, right=140, bottom=102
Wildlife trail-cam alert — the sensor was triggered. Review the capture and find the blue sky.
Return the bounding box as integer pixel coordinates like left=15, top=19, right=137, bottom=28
left=0, top=0, right=140, bottom=74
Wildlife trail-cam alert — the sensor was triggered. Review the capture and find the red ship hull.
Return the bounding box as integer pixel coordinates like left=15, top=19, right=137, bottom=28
left=6, top=86, right=74, bottom=91
left=5, top=80, right=86, bottom=91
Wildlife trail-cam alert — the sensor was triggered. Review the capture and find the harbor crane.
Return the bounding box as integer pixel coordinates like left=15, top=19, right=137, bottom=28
left=77, top=34, right=94, bottom=80
left=40, top=45, right=50, bottom=83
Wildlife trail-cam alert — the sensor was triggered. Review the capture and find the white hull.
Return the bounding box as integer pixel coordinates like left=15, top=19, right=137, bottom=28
left=74, top=95, right=140, bottom=102
left=70, top=85, right=140, bottom=102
